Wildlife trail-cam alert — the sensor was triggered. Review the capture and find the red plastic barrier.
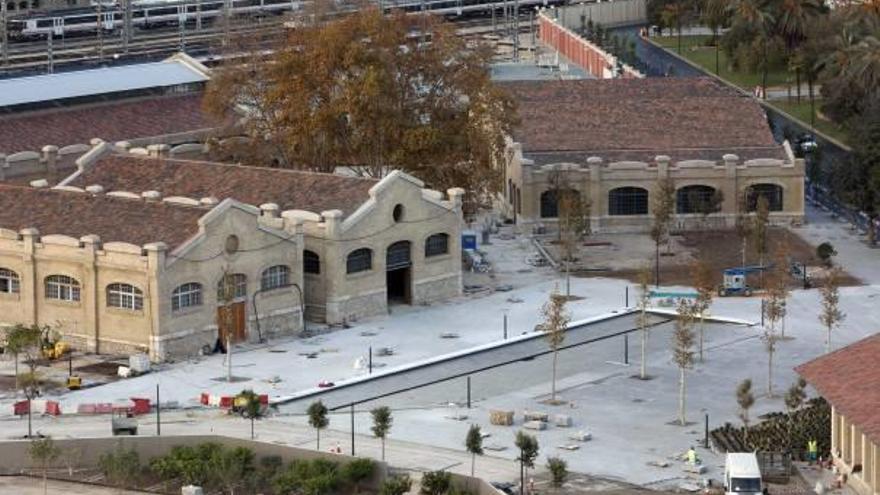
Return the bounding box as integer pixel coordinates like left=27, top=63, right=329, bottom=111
left=13, top=401, right=29, bottom=416
left=219, top=396, right=233, bottom=409
left=95, top=403, right=113, bottom=414
left=130, top=398, right=150, bottom=415
left=259, top=394, right=269, bottom=405
left=77, top=404, right=96, bottom=414
left=200, top=393, right=210, bottom=405
left=45, top=401, right=61, bottom=416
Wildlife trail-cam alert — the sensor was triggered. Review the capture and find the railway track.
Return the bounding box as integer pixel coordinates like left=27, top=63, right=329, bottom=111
left=0, top=11, right=532, bottom=73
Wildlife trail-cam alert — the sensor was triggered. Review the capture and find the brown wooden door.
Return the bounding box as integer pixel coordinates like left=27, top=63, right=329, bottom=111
left=217, top=302, right=247, bottom=344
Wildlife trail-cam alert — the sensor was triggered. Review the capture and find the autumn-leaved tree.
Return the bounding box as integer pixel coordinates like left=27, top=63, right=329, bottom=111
left=30, top=436, right=61, bottom=495
left=736, top=378, right=755, bottom=447
left=784, top=378, right=807, bottom=450
left=204, top=8, right=517, bottom=206
left=557, top=187, right=591, bottom=298
left=672, top=300, right=696, bottom=425
left=762, top=249, right=789, bottom=397
left=636, top=265, right=652, bottom=380
left=5, top=324, right=44, bottom=438
left=752, top=195, right=771, bottom=287
left=650, top=177, right=676, bottom=286
left=540, top=287, right=570, bottom=403
left=691, top=257, right=714, bottom=363
left=819, top=266, right=845, bottom=353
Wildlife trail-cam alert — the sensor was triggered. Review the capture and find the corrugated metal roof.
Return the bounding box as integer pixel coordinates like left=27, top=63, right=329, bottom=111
left=0, top=55, right=210, bottom=108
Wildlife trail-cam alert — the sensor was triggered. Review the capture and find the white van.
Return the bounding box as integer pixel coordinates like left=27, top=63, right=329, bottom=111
left=724, top=453, right=763, bottom=495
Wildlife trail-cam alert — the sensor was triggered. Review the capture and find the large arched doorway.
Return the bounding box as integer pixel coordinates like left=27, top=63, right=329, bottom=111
left=608, top=187, right=649, bottom=216
left=676, top=185, right=721, bottom=214
left=386, top=241, right=412, bottom=304
left=746, top=184, right=784, bottom=212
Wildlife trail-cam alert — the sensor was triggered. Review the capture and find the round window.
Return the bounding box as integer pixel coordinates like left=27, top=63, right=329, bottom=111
left=225, top=235, right=240, bottom=255
left=393, top=204, right=404, bottom=223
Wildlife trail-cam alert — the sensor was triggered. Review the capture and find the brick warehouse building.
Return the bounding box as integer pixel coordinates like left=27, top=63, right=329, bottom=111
left=498, top=77, right=805, bottom=232
left=0, top=145, right=463, bottom=361
left=797, top=334, right=880, bottom=495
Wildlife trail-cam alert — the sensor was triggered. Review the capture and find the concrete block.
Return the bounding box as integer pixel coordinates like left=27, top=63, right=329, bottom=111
left=523, top=420, right=547, bottom=431
left=489, top=410, right=514, bottom=426
left=554, top=414, right=572, bottom=427
left=523, top=411, right=549, bottom=422
left=568, top=431, right=592, bottom=441
left=182, top=486, right=204, bottom=495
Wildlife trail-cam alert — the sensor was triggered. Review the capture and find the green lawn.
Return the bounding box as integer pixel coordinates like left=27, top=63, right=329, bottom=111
left=653, top=35, right=851, bottom=146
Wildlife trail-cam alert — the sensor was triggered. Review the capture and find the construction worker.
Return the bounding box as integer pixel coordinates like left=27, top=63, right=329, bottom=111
left=687, top=446, right=699, bottom=465
left=808, top=439, right=818, bottom=464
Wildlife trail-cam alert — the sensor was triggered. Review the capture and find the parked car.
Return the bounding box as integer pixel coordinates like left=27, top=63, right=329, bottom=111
left=796, top=133, right=818, bottom=154
left=318, top=380, right=335, bottom=388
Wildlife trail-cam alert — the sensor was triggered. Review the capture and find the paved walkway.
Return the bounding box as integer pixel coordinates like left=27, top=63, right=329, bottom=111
left=795, top=203, right=880, bottom=284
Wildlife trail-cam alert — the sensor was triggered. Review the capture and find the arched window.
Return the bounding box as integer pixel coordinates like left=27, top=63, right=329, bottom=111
left=216, top=273, right=247, bottom=300
left=425, top=233, right=450, bottom=257
left=608, top=187, right=649, bottom=216
left=303, top=251, right=320, bottom=274
left=45, top=275, right=81, bottom=302
left=346, top=248, right=373, bottom=274
left=107, top=283, right=143, bottom=310
left=0, top=268, right=20, bottom=294
left=172, top=283, right=202, bottom=311
left=676, top=185, right=720, bottom=214
left=746, top=184, right=784, bottom=212
left=261, top=265, right=289, bottom=290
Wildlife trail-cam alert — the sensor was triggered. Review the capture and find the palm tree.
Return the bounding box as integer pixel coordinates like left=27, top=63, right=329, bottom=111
left=730, top=0, right=776, bottom=98
left=702, top=0, right=730, bottom=74
left=777, top=0, right=821, bottom=102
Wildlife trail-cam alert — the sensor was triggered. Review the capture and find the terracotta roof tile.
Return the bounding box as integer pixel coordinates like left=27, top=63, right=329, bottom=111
left=795, top=333, right=880, bottom=446
left=69, top=154, right=379, bottom=216
left=502, top=77, right=785, bottom=162
left=0, top=93, right=216, bottom=155
left=0, top=184, right=207, bottom=248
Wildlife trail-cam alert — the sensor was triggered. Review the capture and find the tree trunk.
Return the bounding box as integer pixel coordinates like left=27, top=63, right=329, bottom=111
left=43, top=469, right=48, bottom=495
left=699, top=314, right=705, bottom=363
left=678, top=367, right=686, bottom=425
left=714, top=28, right=719, bottom=75
left=826, top=327, right=831, bottom=354
left=565, top=261, right=570, bottom=298
left=519, top=457, right=524, bottom=495
left=27, top=397, right=32, bottom=438
left=382, top=438, right=386, bottom=461
left=741, top=237, right=747, bottom=268
left=795, top=68, right=801, bottom=104
left=655, top=241, right=660, bottom=287
left=13, top=353, right=18, bottom=395
left=808, top=78, right=816, bottom=130
left=761, top=41, right=768, bottom=100
left=767, top=347, right=774, bottom=397
left=471, top=452, right=476, bottom=477
left=640, top=321, right=647, bottom=379
left=251, top=417, right=255, bottom=440
left=551, top=348, right=558, bottom=401
left=316, top=428, right=321, bottom=451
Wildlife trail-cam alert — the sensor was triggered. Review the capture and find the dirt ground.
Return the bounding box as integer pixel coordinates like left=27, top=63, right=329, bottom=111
left=544, top=228, right=861, bottom=288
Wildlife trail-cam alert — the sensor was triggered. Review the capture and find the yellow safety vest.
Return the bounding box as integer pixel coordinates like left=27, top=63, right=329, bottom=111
left=688, top=449, right=697, bottom=463
left=808, top=440, right=817, bottom=453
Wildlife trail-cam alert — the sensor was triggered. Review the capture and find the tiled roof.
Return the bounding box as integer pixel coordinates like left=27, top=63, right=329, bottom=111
left=0, top=184, right=207, bottom=248
left=69, top=154, right=379, bottom=216
left=502, top=77, right=785, bottom=162
left=0, top=94, right=216, bottom=155
left=795, top=333, right=880, bottom=446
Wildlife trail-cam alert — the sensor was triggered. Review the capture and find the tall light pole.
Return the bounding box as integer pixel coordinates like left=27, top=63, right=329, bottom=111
left=1, top=0, right=8, bottom=66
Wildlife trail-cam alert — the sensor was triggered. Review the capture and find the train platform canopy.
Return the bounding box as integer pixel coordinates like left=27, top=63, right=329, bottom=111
left=0, top=53, right=210, bottom=111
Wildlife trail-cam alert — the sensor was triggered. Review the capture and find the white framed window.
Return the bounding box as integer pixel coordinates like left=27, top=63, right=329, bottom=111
left=45, top=275, right=81, bottom=302
left=172, top=282, right=202, bottom=311
left=0, top=268, right=20, bottom=294
left=261, top=265, right=289, bottom=291
left=217, top=273, right=247, bottom=300
left=107, top=283, right=144, bottom=311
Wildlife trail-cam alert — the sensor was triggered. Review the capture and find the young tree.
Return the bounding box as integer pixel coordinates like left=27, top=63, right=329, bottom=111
left=650, top=177, right=676, bottom=286
left=752, top=195, right=771, bottom=287
left=370, top=406, right=393, bottom=461
left=204, top=8, right=517, bottom=203
left=661, top=2, right=689, bottom=54
left=5, top=324, right=45, bottom=438
left=636, top=265, right=653, bottom=380
left=540, top=287, right=571, bottom=403
left=218, top=268, right=237, bottom=383
left=420, top=470, right=451, bottom=495
left=558, top=188, right=591, bottom=298
left=238, top=389, right=265, bottom=440
left=672, top=299, right=696, bottom=425
left=735, top=192, right=753, bottom=268
left=546, top=457, right=568, bottom=488
left=465, top=424, right=484, bottom=478
left=514, top=432, right=539, bottom=495
left=762, top=259, right=787, bottom=397
left=691, top=257, right=714, bottom=363
left=29, top=436, right=61, bottom=495
left=784, top=378, right=807, bottom=450
left=212, top=447, right=256, bottom=495
left=307, top=401, right=329, bottom=451
left=736, top=379, right=756, bottom=447
left=342, top=458, right=375, bottom=495
left=99, top=446, right=141, bottom=492
left=819, top=266, right=845, bottom=353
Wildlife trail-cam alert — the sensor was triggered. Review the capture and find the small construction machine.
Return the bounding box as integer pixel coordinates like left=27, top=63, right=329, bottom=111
left=111, top=408, right=138, bottom=436
left=717, top=265, right=769, bottom=297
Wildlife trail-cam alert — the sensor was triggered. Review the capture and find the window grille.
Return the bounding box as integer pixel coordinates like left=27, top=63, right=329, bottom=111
left=107, top=283, right=143, bottom=310
left=172, top=282, right=202, bottom=311
left=347, top=248, right=373, bottom=274
left=0, top=268, right=20, bottom=294
left=45, top=275, right=81, bottom=302
left=425, top=233, right=449, bottom=257
left=261, top=265, right=289, bottom=290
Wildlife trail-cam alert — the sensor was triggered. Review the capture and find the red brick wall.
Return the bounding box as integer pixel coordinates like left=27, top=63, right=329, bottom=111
left=537, top=14, right=642, bottom=79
